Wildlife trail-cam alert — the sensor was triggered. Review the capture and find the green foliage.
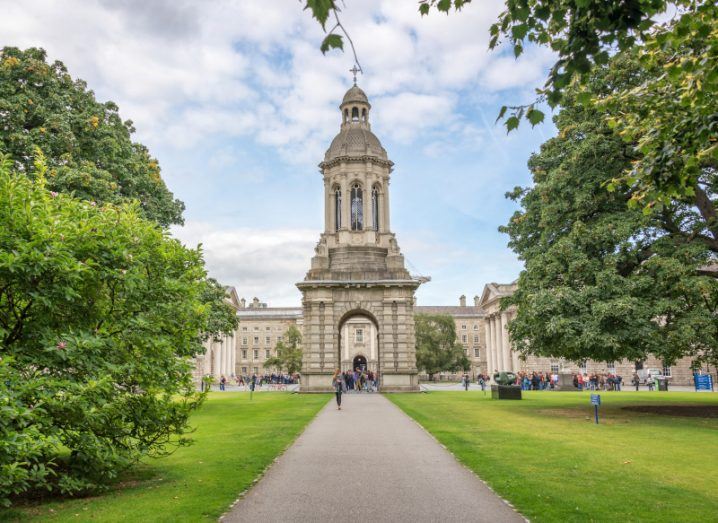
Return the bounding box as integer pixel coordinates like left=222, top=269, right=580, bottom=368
left=200, top=279, right=240, bottom=343
left=265, top=325, right=303, bottom=374
left=599, top=3, right=718, bottom=206
left=6, top=393, right=330, bottom=522
left=501, top=54, right=718, bottom=367
left=0, top=155, right=225, bottom=505
left=0, top=47, right=184, bottom=227
left=415, top=314, right=469, bottom=379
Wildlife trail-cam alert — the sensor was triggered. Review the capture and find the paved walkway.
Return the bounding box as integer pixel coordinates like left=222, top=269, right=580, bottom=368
left=224, top=394, right=523, bottom=523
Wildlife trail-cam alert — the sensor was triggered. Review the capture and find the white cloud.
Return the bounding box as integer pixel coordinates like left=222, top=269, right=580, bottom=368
left=0, top=0, right=553, bottom=163
left=2, top=0, right=552, bottom=301
left=172, top=222, right=317, bottom=306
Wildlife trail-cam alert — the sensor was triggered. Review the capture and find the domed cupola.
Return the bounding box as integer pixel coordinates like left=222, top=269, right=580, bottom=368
left=323, top=83, right=388, bottom=162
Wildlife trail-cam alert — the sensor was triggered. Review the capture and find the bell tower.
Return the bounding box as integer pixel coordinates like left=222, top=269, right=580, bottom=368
left=297, top=82, right=424, bottom=392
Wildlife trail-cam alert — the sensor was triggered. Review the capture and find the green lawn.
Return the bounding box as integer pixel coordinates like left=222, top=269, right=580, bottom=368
left=4, top=393, right=329, bottom=523
left=388, top=391, right=718, bottom=522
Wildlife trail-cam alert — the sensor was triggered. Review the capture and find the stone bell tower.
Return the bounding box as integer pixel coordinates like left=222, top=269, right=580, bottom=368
left=297, top=82, right=424, bottom=392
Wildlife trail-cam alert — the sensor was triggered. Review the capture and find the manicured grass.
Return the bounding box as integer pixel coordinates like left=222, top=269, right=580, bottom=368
left=388, top=391, right=718, bottom=522
left=4, top=393, right=329, bottom=522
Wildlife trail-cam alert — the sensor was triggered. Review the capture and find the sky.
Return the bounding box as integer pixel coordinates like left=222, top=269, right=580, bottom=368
left=1, top=0, right=557, bottom=306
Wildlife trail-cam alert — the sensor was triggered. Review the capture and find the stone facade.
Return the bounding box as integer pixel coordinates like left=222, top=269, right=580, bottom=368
left=479, top=281, right=699, bottom=386
left=296, top=84, right=424, bottom=392
left=192, top=286, right=239, bottom=384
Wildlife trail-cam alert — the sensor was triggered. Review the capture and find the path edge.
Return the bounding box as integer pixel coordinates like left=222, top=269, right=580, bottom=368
left=382, top=394, right=530, bottom=523
left=218, top=395, right=332, bottom=521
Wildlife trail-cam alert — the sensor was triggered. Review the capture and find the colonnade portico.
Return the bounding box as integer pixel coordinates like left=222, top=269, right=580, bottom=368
left=210, top=333, right=236, bottom=379
left=485, top=312, right=514, bottom=375
left=478, top=282, right=519, bottom=379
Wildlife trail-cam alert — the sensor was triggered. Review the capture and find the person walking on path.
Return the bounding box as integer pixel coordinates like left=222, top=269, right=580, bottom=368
left=219, top=375, right=226, bottom=391
left=332, top=369, right=345, bottom=410
left=632, top=373, right=640, bottom=391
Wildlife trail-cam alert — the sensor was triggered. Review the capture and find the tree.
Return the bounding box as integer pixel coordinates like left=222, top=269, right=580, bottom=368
left=264, top=325, right=303, bottom=375
left=302, top=1, right=717, bottom=206
left=415, top=314, right=470, bottom=381
left=501, top=53, right=718, bottom=369
left=0, top=154, right=234, bottom=506
left=0, top=47, right=185, bottom=227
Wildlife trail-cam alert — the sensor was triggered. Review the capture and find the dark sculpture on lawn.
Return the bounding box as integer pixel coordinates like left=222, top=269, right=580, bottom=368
left=491, top=371, right=522, bottom=400
left=493, top=371, right=517, bottom=386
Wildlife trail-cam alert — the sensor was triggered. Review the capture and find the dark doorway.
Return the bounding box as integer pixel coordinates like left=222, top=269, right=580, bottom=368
left=353, top=355, right=367, bottom=371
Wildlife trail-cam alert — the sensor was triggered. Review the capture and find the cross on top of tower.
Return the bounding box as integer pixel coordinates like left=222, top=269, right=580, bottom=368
left=349, top=65, right=361, bottom=85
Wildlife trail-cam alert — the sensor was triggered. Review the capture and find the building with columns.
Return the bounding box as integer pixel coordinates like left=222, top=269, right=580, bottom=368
left=479, top=282, right=519, bottom=375
left=192, top=286, right=239, bottom=383
left=296, top=83, right=425, bottom=392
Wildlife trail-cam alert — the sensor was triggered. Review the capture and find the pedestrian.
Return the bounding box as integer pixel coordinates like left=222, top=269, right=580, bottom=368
left=632, top=372, right=640, bottom=391
left=332, top=369, right=344, bottom=410
left=463, top=374, right=470, bottom=391
left=478, top=374, right=486, bottom=391
left=219, top=375, right=226, bottom=391
left=647, top=373, right=655, bottom=391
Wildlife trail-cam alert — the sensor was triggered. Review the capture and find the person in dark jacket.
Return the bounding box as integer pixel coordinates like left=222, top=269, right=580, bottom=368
left=332, top=369, right=345, bottom=410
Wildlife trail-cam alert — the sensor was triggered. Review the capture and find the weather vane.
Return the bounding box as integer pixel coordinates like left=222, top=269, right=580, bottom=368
left=350, top=64, right=362, bottom=85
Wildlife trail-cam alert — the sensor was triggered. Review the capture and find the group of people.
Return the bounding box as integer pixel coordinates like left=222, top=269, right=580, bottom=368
left=459, top=371, right=626, bottom=391
left=332, top=368, right=380, bottom=409
left=213, top=373, right=299, bottom=391
left=572, top=372, right=623, bottom=391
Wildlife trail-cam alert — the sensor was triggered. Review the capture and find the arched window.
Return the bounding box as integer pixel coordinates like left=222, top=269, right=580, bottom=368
left=351, top=107, right=359, bottom=122
left=362, top=108, right=367, bottom=122
left=371, top=185, right=379, bottom=230
left=350, top=183, right=363, bottom=231
left=334, top=187, right=342, bottom=231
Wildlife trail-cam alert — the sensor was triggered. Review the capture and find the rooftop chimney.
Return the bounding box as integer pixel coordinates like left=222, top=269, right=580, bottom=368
left=239, top=298, right=246, bottom=309
left=474, top=295, right=480, bottom=307
left=459, top=295, right=466, bottom=307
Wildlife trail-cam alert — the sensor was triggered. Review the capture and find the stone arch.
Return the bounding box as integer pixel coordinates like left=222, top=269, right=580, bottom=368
left=336, top=307, right=382, bottom=378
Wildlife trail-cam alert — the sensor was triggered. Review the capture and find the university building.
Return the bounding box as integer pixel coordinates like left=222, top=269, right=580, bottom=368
left=193, top=82, right=699, bottom=388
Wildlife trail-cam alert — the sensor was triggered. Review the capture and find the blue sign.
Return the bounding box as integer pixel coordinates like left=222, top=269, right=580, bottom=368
left=694, top=374, right=713, bottom=391
left=590, top=394, right=601, bottom=406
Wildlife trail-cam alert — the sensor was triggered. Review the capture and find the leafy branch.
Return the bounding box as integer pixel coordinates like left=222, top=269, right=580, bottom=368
left=304, top=0, right=363, bottom=73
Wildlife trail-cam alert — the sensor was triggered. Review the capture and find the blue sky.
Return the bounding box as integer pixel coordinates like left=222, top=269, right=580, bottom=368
left=1, top=0, right=556, bottom=305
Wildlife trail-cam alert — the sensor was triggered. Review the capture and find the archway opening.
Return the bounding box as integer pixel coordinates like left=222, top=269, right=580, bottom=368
left=337, top=311, right=380, bottom=391
left=353, top=354, right=367, bottom=371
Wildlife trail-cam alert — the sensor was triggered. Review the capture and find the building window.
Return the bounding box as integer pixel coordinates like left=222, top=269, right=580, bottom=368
left=355, top=328, right=363, bottom=343
left=242, top=366, right=247, bottom=374
left=335, top=187, right=342, bottom=230
left=462, top=335, right=467, bottom=343
left=254, top=326, right=259, bottom=331
left=350, top=183, right=363, bottom=230
left=253, top=367, right=258, bottom=374
left=253, top=349, right=259, bottom=359
left=266, top=326, right=270, bottom=331
left=242, top=349, right=247, bottom=359
left=550, top=361, right=560, bottom=373
left=242, top=326, right=248, bottom=331
left=474, top=348, right=480, bottom=357
left=253, top=336, right=259, bottom=345
left=265, top=336, right=271, bottom=344
left=579, top=360, right=588, bottom=374
left=473, top=324, right=478, bottom=330
left=242, top=337, right=247, bottom=345
left=474, top=335, right=479, bottom=343
left=663, top=364, right=672, bottom=377
left=371, top=186, right=379, bottom=230
left=461, top=324, right=467, bottom=330
left=277, top=336, right=283, bottom=342
left=606, top=361, right=616, bottom=373
left=265, top=349, right=270, bottom=359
